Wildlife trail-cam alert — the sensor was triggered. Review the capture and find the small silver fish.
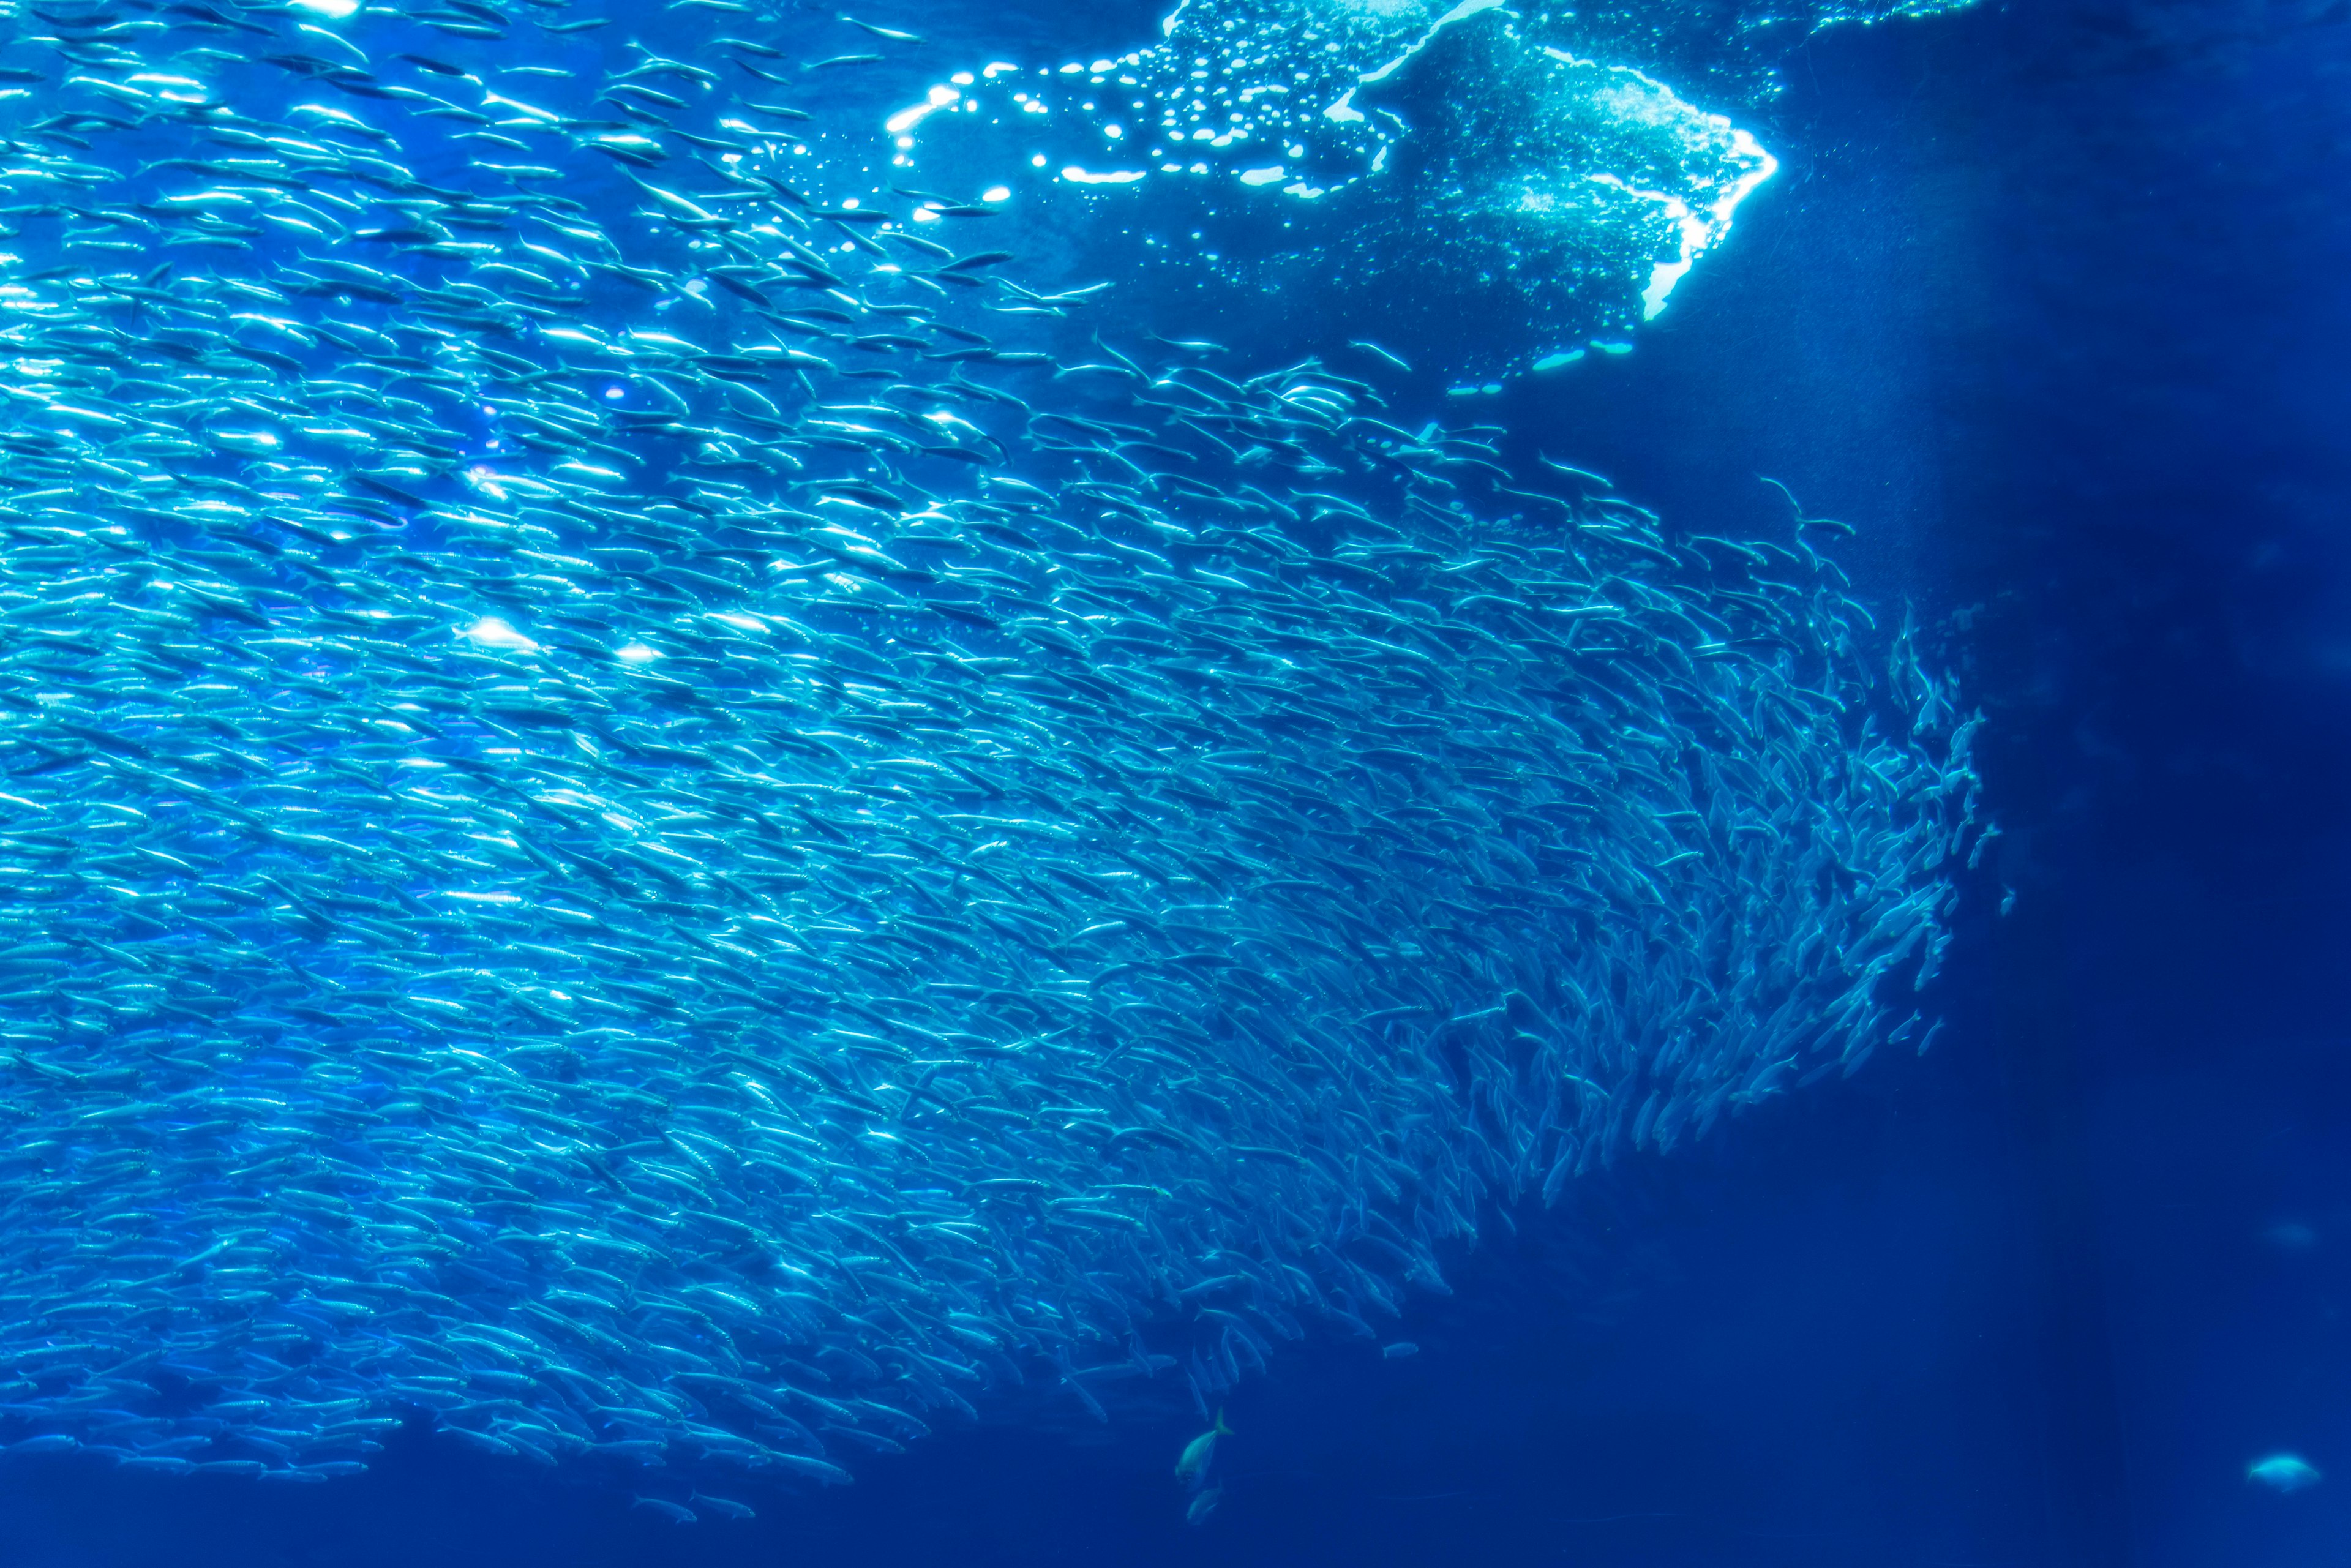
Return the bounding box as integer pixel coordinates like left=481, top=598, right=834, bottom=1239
left=1176, top=1408, right=1230, bottom=1490
left=2249, top=1454, right=2321, bottom=1492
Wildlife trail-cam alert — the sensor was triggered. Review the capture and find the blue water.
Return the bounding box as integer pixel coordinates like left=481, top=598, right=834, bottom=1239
left=0, top=0, right=2342, bottom=1561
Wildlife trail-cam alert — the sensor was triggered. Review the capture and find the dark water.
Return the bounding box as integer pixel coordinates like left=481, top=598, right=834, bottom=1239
left=0, top=0, right=2342, bottom=1562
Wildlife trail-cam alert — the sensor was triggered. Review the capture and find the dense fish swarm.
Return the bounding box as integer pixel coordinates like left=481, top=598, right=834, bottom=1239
left=0, top=0, right=1979, bottom=1504
left=901, top=0, right=1781, bottom=369
left=892, top=0, right=1976, bottom=373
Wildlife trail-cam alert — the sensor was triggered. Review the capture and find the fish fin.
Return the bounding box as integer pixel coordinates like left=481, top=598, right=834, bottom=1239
left=1215, top=1406, right=1232, bottom=1436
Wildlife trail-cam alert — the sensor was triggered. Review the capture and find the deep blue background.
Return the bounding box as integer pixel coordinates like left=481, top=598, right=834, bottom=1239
left=5, top=0, right=2347, bottom=1561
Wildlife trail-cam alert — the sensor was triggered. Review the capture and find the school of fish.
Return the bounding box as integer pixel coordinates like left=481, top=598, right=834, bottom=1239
left=890, top=0, right=1781, bottom=378
left=0, top=0, right=1982, bottom=1517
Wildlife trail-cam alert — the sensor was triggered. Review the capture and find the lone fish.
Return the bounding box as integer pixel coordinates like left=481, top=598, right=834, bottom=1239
left=2249, top=1454, right=2321, bottom=1492
left=1176, top=1408, right=1231, bottom=1491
